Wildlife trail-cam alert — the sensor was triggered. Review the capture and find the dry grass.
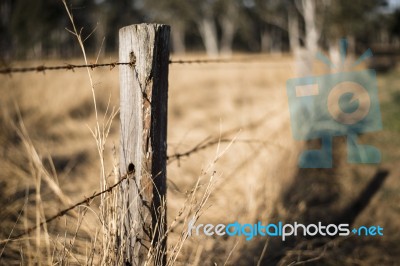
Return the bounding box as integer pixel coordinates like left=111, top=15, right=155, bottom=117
left=0, top=53, right=298, bottom=265
left=0, top=52, right=399, bottom=265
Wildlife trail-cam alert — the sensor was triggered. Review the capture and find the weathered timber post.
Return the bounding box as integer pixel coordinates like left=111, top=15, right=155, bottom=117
left=118, top=24, right=170, bottom=266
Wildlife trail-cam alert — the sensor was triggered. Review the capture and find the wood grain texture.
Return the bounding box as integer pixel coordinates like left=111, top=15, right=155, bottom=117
left=118, top=23, right=170, bottom=266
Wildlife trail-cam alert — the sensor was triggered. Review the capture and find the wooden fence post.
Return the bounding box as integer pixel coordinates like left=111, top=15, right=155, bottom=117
left=118, top=23, right=170, bottom=266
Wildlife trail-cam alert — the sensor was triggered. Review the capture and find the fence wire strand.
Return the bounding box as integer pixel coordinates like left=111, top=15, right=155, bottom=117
left=0, top=56, right=275, bottom=244
left=0, top=131, right=270, bottom=244
left=0, top=170, right=133, bottom=244
left=169, top=57, right=260, bottom=64
left=0, top=61, right=135, bottom=75
left=0, top=56, right=272, bottom=75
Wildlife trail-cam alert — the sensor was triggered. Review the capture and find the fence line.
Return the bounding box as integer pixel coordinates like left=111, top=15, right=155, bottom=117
left=0, top=56, right=288, bottom=75
left=169, top=57, right=269, bottom=64
left=0, top=170, right=132, bottom=244
left=0, top=53, right=280, bottom=244
left=0, top=61, right=135, bottom=75
left=0, top=82, right=278, bottom=245
left=0, top=27, right=288, bottom=264
left=0, top=132, right=263, bottom=245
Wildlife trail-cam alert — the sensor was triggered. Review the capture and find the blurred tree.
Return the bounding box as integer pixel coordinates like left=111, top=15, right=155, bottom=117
left=0, top=0, right=396, bottom=60
left=253, top=0, right=289, bottom=53
left=254, top=0, right=387, bottom=74
left=391, top=9, right=400, bottom=37
left=4, top=0, right=140, bottom=59
left=144, top=0, right=245, bottom=56
left=8, top=0, right=105, bottom=58
left=323, top=0, right=388, bottom=63
left=196, top=0, right=252, bottom=56
left=0, top=0, right=13, bottom=61
left=252, top=0, right=321, bottom=73
left=187, top=0, right=220, bottom=56
left=143, top=0, right=194, bottom=54
left=11, top=0, right=66, bottom=58
left=103, top=0, right=142, bottom=54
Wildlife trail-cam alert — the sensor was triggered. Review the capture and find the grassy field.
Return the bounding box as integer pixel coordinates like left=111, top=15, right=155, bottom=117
left=0, top=54, right=399, bottom=265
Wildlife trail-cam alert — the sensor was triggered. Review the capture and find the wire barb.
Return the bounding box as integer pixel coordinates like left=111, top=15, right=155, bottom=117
left=0, top=61, right=135, bottom=75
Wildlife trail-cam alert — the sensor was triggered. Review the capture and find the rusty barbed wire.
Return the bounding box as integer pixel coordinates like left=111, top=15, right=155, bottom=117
left=167, top=138, right=285, bottom=165
left=168, top=57, right=259, bottom=64
left=0, top=133, right=271, bottom=244
left=0, top=136, right=220, bottom=244
left=0, top=56, right=281, bottom=75
left=0, top=135, right=219, bottom=243
left=0, top=61, right=135, bottom=75
left=0, top=56, right=280, bottom=245
left=0, top=170, right=134, bottom=244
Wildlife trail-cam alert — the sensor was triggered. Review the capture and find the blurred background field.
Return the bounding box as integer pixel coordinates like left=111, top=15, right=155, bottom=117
left=1, top=54, right=400, bottom=265
left=0, top=54, right=297, bottom=263
left=1, top=0, right=400, bottom=265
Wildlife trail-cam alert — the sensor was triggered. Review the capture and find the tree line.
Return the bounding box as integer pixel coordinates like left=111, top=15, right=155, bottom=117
left=0, top=0, right=399, bottom=60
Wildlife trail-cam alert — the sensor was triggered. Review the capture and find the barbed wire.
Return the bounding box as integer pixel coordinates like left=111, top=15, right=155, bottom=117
left=168, top=57, right=262, bottom=64
left=0, top=114, right=272, bottom=244
left=0, top=61, right=135, bottom=75
left=0, top=132, right=271, bottom=244
left=0, top=56, right=279, bottom=75
left=0, top=137, right=219, bottom=244
left=0, top=170, right=133, bottom=244
left=167, top=138, right=277, bottom=164
left=0, top=53, right=278, bottom=244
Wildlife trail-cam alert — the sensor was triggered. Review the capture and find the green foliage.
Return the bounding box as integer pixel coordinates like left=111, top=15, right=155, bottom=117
left=0, top=0, right=398, bottom=59
left=381, top=78, right=400, bottom=132
left=390, top=9, right=400, bottom=36
left=323, top=0, right=388, bottom=39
